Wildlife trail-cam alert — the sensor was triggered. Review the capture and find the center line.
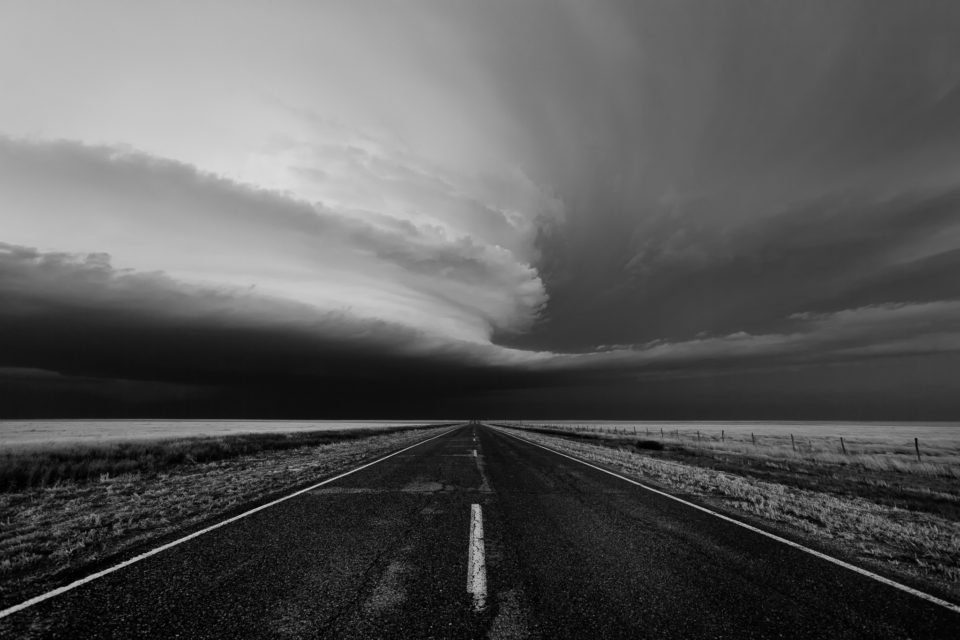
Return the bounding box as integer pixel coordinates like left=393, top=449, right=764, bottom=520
left=467, top=503, right=487, bottom=611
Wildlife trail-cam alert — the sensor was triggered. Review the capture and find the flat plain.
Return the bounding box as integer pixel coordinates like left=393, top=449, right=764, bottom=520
left=0, top=420, right=446, bottom=449
left=2, top=424, right=957, bottom=639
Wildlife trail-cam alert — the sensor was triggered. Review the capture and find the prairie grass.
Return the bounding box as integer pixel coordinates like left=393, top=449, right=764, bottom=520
left=514, top=422, right=960, bottom=478
left=500, top=424, right=960, bottom=601
left=0, top=424, right=450, bottom=609
left=0, top=428, right=428, bottom=491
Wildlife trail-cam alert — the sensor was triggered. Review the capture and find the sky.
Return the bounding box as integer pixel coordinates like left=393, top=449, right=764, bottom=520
left=2, top=1, right=960, bottom=419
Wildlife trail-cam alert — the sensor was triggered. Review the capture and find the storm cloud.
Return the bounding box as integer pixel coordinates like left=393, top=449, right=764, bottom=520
left=2, top=1, right=960, bottom=418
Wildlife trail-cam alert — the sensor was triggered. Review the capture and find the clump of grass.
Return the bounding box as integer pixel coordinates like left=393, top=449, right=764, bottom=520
left=633, top=440, right=665, bottom=451
left=0, top=426, right=444, bottom=492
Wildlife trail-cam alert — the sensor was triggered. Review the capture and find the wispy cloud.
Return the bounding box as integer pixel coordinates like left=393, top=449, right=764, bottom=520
left=544, top=300, right=960, bottom=376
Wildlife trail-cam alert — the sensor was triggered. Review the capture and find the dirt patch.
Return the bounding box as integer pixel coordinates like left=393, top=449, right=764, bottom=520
left=363, top=559, right=409, bottom=615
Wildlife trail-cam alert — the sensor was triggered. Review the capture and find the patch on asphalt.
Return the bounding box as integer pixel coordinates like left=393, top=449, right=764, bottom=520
left=313, top=481, right=454, bottom=494
left=311, top=487, right=380, bottom=494
left=271, top=602, right=317, bottom=638
left=363, top=559, right=409, bottom=615
left=487, top=588, right=537, bottom=639
left=401, top=479, right=448, bottom=492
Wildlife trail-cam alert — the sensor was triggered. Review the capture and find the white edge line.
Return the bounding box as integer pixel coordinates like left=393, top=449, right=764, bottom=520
left=491, top=425, right=960, bottom=615
left=0, top=425, right=461, bottom=620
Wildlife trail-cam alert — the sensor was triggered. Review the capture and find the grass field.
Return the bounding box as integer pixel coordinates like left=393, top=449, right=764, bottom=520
left=0, top=424, right=451, bottom=609
left=499, top=422, right=960, bottom=601
left=0, top=420, right=444, bottom=448
left=0, top=427, right=435, bottom=491
left=513, top=421, right=960, bottom=478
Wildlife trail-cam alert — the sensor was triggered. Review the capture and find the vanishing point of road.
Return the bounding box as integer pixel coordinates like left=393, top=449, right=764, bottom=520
left=2, top=424, right=958, bottom=639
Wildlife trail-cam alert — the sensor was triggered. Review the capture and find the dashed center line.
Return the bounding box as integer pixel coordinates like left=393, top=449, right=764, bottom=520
left=467, top=503, right=487, bottom=611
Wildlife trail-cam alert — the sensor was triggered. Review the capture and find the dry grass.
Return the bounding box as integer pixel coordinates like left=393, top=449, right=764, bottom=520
left=514, top=422, right=960, bottom=478
left=499, top=424, right=960, bottom=601
left=0, top=428, right=433, bottom=491
left=0, top=425, right=451, bottom=609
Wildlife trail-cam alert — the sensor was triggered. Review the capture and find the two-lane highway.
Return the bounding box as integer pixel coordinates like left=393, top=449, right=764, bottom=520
left=2, top=425, right=957, bottom=638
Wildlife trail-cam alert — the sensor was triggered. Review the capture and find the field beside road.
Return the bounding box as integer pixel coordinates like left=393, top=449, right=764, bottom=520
left=4, top=424, right=957, bottom=640
left=510, top=421, right=960, bottom=478
left=0, top=424, right=451, bottom=609
left=497, top=422, right=960, bottom=602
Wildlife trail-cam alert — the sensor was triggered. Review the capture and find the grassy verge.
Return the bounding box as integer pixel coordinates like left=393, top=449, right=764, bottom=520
left=0, top=424, right=451, bottom=609
left=0, top=428, right=443, bottom=491
left=497, top=424, right=960, bottom=602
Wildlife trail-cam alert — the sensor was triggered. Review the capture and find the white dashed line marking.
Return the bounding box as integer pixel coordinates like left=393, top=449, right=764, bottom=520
left=467, top=503, right=487, bottom=611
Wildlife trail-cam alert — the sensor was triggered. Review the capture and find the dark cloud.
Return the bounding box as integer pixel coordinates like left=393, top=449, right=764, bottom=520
left=0, top=242, right=567, bottom=416
left=472, top=1, right=960, bottom=355
left=3, top=241, right=960, bottom=419
left=508, top=186, right=960, bottom=351
left=0, top=242, right=492, bottom=379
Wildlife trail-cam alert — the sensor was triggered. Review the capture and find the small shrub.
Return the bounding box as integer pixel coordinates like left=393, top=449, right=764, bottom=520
left=634, top=440, right=665, bottom=451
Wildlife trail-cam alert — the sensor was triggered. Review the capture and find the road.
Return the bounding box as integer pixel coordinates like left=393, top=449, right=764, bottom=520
left=2, top=424, right=958, bottom=638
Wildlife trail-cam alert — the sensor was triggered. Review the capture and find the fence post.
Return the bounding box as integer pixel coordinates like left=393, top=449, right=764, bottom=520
left=791, top=434, right=796, bottom=452
left=840, top=437, right=847, bottom=455
left=915, top=437, right=921, bottom=463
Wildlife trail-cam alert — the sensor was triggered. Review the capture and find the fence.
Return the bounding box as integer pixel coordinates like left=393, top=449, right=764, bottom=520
left=500, top=423, right=952, bottom=466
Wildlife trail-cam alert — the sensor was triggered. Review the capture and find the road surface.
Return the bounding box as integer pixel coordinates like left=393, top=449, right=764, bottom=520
left=1, top=424, right=957, bottom=638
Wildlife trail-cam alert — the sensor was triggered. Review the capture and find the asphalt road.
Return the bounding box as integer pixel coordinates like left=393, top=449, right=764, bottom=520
left=2, top=424, right=958, bottom=639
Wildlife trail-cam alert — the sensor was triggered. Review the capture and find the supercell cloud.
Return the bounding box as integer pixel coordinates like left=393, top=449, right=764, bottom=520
left=2, top=1, right=960, bottom=418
